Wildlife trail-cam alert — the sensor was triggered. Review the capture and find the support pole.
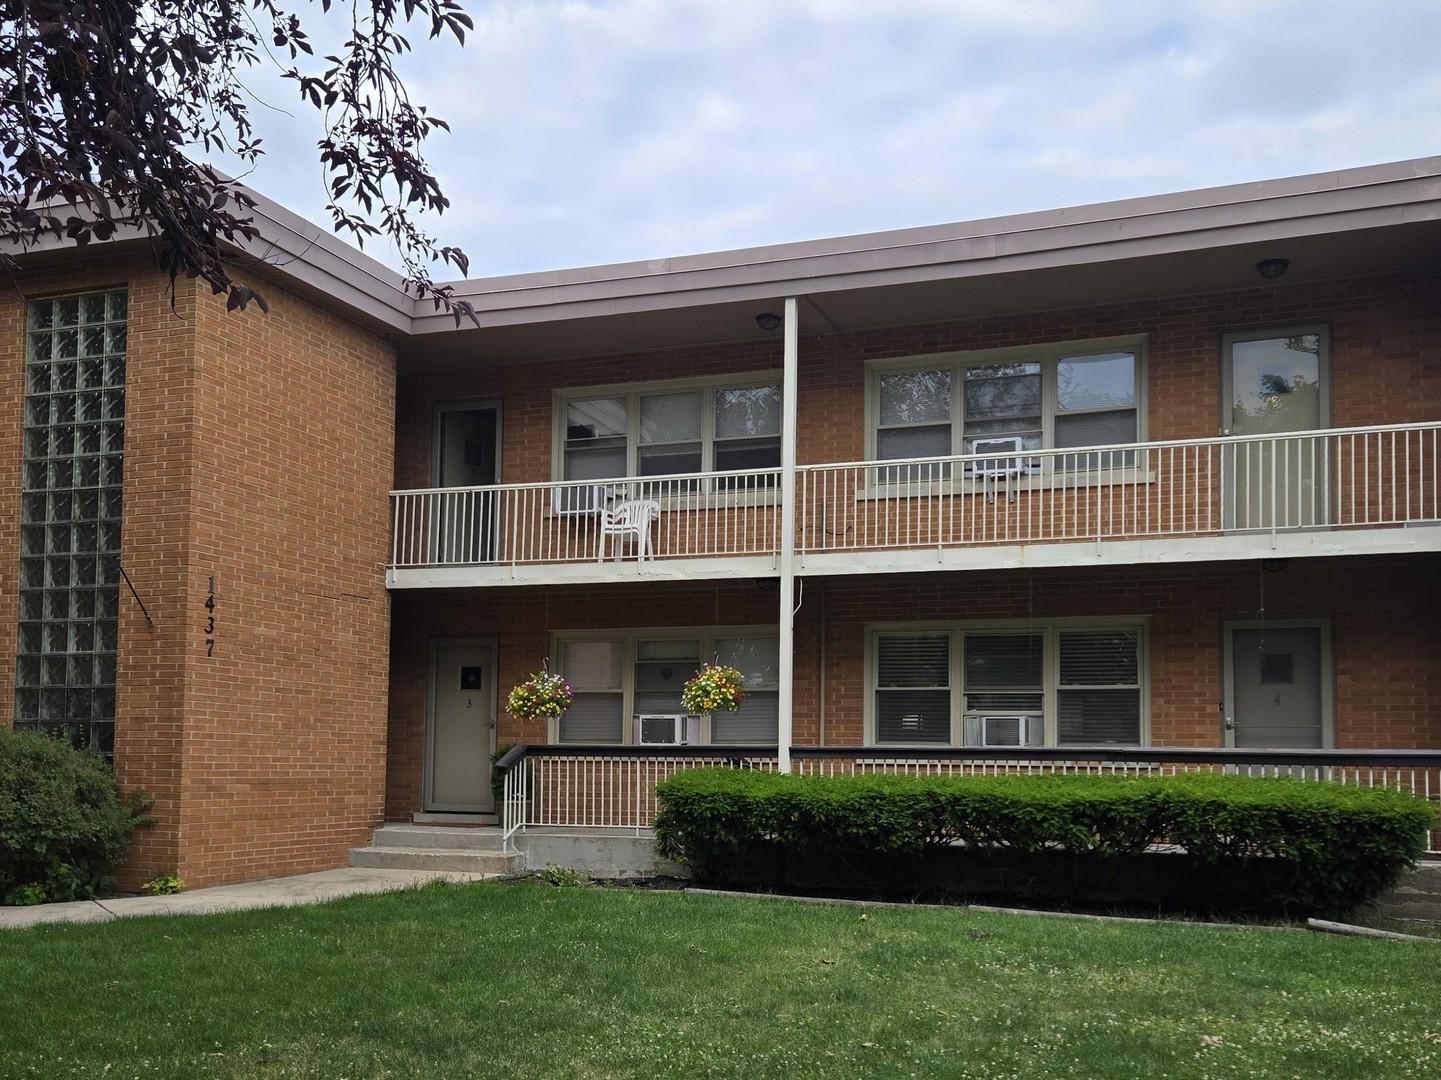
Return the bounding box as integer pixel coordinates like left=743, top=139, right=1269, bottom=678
left=777, top=296, right=799, bottom=773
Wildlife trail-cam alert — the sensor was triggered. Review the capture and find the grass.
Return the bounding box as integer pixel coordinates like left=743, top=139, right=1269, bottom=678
left=3, top=881, right=1440, bottom=1079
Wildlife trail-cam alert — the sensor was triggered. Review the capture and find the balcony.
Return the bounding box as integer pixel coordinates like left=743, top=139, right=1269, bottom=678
left=387, top=422, right=1440, bottom=587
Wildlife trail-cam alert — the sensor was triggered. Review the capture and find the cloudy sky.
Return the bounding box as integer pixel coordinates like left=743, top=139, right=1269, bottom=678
left=225, top=0, right=1441, bottom=279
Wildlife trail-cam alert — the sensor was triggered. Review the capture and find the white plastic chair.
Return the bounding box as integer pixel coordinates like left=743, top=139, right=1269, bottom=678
left=597, top=499, right=660, bottom=561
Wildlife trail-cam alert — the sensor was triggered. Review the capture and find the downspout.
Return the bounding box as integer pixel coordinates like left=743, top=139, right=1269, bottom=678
left=777, top=296, right=799, bottom=774
left=817, top=579, right=826, bottom=747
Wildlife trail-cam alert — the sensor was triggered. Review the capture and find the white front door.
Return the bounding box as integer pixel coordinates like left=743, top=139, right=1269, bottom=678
left=1223, top=621, right=1333, bottom=749
left=426, top=640, right=498, bottom=812
left=1221, top=328, right=1331, bottom=529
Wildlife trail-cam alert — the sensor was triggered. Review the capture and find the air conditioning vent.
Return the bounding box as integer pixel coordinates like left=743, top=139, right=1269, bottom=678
left=552, top=483, right=608, bottom=516
left=980, top=715, right=1035, bottom=747
left=969, top=436, right=1026, bottom=477
left=634, top=714, right=701, bottom=745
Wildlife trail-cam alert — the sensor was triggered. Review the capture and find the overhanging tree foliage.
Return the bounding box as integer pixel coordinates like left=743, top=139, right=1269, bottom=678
left=1, top=0, right=476, bottom=319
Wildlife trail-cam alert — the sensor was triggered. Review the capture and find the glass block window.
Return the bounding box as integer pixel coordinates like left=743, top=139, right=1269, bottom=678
left=15, top=290, right=127, bottom=754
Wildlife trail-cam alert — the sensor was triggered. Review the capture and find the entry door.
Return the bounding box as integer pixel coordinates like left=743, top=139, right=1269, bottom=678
left=426, top=640, right=498, bottom=812
left=1223, top=622, right=1333, bottom=749
left=1221, top=329, right=1331, bottom=529
left=434, top=403, right=500, bottom=563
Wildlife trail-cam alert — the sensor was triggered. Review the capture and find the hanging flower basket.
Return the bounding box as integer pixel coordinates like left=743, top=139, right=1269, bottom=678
left=507, top=670, right=574, bottom=720
left=680, top=663, right=746, bottom=714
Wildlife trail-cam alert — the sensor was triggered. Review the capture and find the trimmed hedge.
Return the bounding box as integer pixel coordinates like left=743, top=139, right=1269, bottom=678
left=0, top=728, right=149, bottom=905
left=653, top=769, right=1436, bottom=916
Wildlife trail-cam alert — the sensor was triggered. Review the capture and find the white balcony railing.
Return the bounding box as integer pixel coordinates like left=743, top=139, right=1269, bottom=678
left=390, top=424, right=1439, bottom=572
left=797, top=422, right=1440, bottom=555
left=390, top=467, right=782, bottom=569
left=497, top=745, right=1441, bottom=853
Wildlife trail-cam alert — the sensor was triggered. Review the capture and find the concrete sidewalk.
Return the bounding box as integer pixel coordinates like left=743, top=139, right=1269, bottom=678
left=0, top=868, right=496, bottom=930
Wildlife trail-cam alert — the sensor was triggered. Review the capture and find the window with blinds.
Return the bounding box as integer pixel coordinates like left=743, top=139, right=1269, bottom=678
left=871, top=623, right=1145, bottom=747
left=1057, top=629, right=1141, bottom=744
left=870, top=340, right=1142, bottom=473
left=875, top=634, right=951, bottom=743
left=554, top=632, right=779, bottom=744
left=560, top=378, right=781, bottom=484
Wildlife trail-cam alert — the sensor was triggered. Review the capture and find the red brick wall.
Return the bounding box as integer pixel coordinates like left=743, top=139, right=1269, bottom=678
left=387, top=554, right=1438, bottom=815
left=385, top=580, right=805, bottom=819
left=394, top=269, right=1441, bottom=488
left=3, top=257, right=397, bottom=889
left=384, top=269, right=1441, bottom=815
left=176, top=274, right=396, bottom=886
left=818, top=555, right=1439, bottom=749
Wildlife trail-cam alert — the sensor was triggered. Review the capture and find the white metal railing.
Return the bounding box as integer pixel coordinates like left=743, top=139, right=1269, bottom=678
left=497, top=746, right=1441, bottom=853
left=390, top=424, right=1438, bottom=571
left=390, top=467, right=782, bottom=569
left=797, top=422, right=1440, bottom=554
left=500, top=747, right=779, bottom=846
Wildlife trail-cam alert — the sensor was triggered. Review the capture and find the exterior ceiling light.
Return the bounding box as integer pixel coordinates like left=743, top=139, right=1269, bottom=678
left=754, top=312, right=782, bottom=331
left=1256, top=258, right=1290, bottom=280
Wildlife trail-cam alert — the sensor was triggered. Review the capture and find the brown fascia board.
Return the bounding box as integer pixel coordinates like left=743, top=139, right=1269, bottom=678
left=7, top=157, right=1441, bottom=336
left=409, top=155, right=1441, bottom=335
left=232, top=190, right=415, bottom=334
left=0, top=185, right=417, bottom=335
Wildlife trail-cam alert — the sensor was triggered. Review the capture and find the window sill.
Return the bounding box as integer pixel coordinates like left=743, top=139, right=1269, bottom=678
left=855, top=468, right=1156, bottom=501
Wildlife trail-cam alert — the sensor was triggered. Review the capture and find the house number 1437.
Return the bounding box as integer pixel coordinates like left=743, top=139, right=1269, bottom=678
left=203, top=577, right=216, bottom=657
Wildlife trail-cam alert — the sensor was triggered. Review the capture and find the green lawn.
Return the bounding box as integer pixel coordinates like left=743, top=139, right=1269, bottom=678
left=3, top=882, right=1439, bottom=1079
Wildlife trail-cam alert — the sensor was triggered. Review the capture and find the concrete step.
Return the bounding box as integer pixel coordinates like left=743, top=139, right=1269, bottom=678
left=369, top=824, right=508, bottom=852
left=1373, top=862, right=1441, bottom=921
left=348, top=845, right=523, bottom=875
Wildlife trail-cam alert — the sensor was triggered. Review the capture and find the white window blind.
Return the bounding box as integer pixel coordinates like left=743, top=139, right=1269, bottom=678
left=875, top=634, right=951, bottom=743
left=1057, top=629, right=1141, bottom=744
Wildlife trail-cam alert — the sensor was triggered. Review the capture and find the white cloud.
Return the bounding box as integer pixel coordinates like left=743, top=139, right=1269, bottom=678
left=212, top=0, right=1441, bottom=277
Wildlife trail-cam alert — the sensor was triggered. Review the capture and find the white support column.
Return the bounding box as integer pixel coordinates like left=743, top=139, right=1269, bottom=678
left=777, top=296, right=799, bottom=773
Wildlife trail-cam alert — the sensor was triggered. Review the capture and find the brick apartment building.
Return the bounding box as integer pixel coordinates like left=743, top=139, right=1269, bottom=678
left=4, top=158, right=1439, bottom=887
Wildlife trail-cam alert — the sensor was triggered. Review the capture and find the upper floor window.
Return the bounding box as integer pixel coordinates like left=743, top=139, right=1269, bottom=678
left=559, top=376, right=782, bottom=483
left=869, top=339, right=1143, bottom=471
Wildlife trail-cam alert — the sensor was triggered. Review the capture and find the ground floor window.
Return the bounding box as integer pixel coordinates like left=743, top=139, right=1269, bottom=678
left=553, top=630, right=779, bottom=744
left=869, top=620, right=1145, bottom=747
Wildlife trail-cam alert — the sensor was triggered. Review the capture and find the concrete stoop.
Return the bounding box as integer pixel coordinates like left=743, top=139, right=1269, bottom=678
left=349, top=823, right=523, bottom=876
left=1370, top=861, right=1441, bottom=922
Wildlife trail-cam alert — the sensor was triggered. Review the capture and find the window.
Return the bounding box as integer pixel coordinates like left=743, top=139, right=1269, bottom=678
left=15, top=291, right=127, bottom=755
left=555, top=631, right=779, bottom=744
left=559, top=377, right=781, bottom=485
left=870, top=339, right=1142, bottom=474
left=869, top=621, right=1145, bottom=747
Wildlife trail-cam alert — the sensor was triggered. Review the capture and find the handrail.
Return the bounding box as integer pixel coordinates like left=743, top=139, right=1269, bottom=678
left=792, top=420, right=1441, bottom=474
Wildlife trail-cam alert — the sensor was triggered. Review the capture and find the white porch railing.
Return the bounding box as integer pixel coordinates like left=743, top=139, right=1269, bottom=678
left=497, top=745, right=1441, bottom=853
left=390, top=424, right=1438, bottom=573
left=797, top=421, right=1440, bottom=554
left=390, top=467, right=782, bottom=569
left=499, top=746, right=779, bottom=845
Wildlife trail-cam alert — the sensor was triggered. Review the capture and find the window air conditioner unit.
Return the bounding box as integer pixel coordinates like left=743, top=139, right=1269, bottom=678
left=980, top=715, right=1036, bottom=748
left=969, top=436, right=1026, bottom=478
left=552, top=483, right=609, bottom=516
left=634, top=714, right=702, bottom=746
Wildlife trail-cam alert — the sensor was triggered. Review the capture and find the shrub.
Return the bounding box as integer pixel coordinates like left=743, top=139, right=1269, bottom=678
left=140, top=872, right=184, bottom=896
left=653, top=769, right=1435, bottom=916
left=0, top=728, right=150, bottom=905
